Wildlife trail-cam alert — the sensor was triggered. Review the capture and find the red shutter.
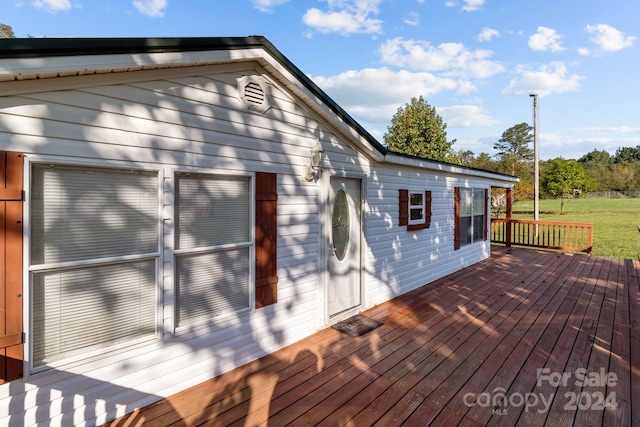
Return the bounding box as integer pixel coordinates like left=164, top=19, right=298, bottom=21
left=454, top=187, right=461, bottom=250
left=0, top=152, right=23, bottom=383
left=484, top=188, right=489, bottom=241
left=255, top=172, right=278, bottom=308
left=399, top=189, right=408, bottom=226
left=425, top=190, right=432, bottom=228
left=0, top=152, right=23, bottom=201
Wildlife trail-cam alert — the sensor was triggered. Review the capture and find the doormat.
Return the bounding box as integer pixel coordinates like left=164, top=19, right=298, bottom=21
left=332, top=315, right=383, bottom=337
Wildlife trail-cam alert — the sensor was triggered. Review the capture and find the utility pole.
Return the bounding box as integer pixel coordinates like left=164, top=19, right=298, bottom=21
left=530, top=93, right=539, bottom=222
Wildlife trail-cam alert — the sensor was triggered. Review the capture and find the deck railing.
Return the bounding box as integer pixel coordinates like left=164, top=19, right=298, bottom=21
left=491, top=219, right=593, bottom=254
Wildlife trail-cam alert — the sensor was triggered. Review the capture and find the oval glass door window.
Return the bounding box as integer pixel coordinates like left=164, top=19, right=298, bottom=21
left=332, top=189, right=350, bottom=261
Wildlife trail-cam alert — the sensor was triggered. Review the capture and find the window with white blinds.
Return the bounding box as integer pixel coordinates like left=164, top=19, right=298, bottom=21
left=31, top=166, right=158, bottom=264
left=176, top=249, right=250, bottom=325
left=175, top=174, right=251, bottom=327
left=458, top=188, right=486, bottom=247
left=30, top=165, right=159, bottom=367
left=472, top=189, right=486, bottom=242
left=32, top=261, right=156, bottom=366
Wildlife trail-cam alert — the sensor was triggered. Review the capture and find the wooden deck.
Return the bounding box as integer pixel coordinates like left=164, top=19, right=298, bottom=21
left=106, top=247, right=640, bottom=426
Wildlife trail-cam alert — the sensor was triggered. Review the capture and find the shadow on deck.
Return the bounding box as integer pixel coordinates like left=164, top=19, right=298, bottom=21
left=106, top=246, right=640, bottom=426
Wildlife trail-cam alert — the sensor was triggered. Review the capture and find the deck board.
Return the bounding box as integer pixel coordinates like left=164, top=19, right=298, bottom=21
left=105, top=247, right=640, bottom=426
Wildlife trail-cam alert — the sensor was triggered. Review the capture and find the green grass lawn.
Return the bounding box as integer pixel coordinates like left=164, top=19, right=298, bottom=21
left=508, top=197, right=640, bottom=259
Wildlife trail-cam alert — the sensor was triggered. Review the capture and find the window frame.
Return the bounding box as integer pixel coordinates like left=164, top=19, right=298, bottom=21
left=173, top=171, right=255, bottom=329
left=399, top=189, right=432, bottom=231
left=455, top=187, right=488, bottom=249
left=27, top=159, right=162, bottom=372
left=408, top=191, right=425, bottom=225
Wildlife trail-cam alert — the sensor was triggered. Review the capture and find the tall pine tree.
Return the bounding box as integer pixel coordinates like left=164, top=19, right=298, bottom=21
left=494, top=122, right=534, bottom=176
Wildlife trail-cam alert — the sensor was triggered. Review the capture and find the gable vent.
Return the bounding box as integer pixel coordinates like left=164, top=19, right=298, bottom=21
left=244, top=81, right=265, bottom=106
left=237, top=75, right=271, bottom=114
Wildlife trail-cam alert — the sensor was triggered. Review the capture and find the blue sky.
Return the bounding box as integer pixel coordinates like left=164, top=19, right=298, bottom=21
left=3, top=0, right=639, bottom=160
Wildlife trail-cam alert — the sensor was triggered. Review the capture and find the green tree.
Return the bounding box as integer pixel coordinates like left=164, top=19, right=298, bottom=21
left=614, top=145, right=640, bottom=163
left=0, top=24, right=15, bottom=38
left=609, top=162, right=637, bottom=191
left=384, top=96, right=456, bottom=162
left=450, top=149, right=474, bottom=166
left=494, top=122, right=534, bottom=176
left=578, top=149, right=613, bottom=191
left=470, top=152, right=497, bottom=171
left=542, top=158, right=594, bottom=214
left=578, top=149, right=612, bottom=164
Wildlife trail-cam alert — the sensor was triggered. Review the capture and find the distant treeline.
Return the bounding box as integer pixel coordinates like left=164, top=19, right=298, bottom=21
left=576, top=146, right=640, bottom=192
left=457, top=145, right=640, bottom=195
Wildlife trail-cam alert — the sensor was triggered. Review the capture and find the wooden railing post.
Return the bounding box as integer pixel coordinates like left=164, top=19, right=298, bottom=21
left=505, top=189, right=513, bottom=247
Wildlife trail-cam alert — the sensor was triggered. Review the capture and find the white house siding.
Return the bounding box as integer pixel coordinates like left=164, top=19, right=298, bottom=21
left=0, top=64, right=368, bottom=426
left=365, top=163, right=492, bottom=307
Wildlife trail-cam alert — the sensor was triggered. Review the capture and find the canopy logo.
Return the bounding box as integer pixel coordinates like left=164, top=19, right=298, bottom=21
left=463, top=368, right=618, bottom=415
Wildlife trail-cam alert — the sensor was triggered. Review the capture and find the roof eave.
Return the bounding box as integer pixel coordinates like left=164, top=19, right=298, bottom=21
left=383, top=151, right=520, bottom=186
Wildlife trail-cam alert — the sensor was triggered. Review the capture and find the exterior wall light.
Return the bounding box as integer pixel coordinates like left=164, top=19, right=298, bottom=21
left=304, top=140, right=323, bottom=182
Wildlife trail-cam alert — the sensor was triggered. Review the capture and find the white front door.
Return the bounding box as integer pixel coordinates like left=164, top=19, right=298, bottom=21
left=327, top=177, right=361, bottom=318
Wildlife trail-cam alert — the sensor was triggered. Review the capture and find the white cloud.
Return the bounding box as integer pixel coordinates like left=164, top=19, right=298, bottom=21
left=302, top=0, right=383, bottom=35
left=539, top=133, right=640, bottom=159
left=378, top=37, right=504, bottom=79
left=462, top=0, right=485, bottom=12
left=529, top=26, right=565, bottom=52
left=444, top=0, right=484, bottom=11
left=577, top=47, right=590, bottom=56
left=251, top=0, right=289, bottom=12
left=569, top=126, right=640, bottom=134
left=311, top=67, right=463, bottom=123
left=502, top=62, right=583, bottom=97
left=478, top=27, right=499, bottom=42
left=31, top=0, right=71, bottom=12
left=438, top=105, right=499, bottom=127
left=133, top=0, right=167, bottom=17
left=585, top=24, right=635, bottom=52
left=404, top=12, right=420, bottom=26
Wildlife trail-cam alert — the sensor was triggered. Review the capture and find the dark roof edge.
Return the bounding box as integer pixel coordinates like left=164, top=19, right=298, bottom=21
left=386, top=150, right=520, bottom=181
left=0, top=36, right=268, bottom=58
left=0, top=36, right=515, bottom=181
